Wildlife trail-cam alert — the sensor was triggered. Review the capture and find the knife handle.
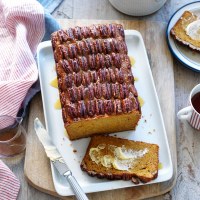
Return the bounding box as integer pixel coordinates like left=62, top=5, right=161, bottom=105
left=64, top=171, right=89, bottom=200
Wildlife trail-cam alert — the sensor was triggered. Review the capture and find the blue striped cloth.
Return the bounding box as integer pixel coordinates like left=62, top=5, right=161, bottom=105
left=38, top=0, right=63, bottom=41
left=17, top=0, right=63, bottom=117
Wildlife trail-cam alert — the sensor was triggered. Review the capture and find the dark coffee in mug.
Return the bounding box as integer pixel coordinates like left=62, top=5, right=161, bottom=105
left=192, top=92, right=200, bottom=114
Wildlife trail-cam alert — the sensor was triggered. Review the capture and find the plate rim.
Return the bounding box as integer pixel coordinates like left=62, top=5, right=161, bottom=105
left=166, top=1, right=200, bottom=72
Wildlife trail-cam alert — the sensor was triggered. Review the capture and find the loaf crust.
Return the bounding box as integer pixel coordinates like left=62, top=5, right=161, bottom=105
left=81, top=136, right=159, bottom=183
left=170, top=11, right=200, bottom=51
left=51, top=24, right=141, bottom=140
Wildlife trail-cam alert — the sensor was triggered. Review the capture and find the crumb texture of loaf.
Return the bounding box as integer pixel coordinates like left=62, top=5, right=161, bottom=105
left=81, top=136, right=159, bottom=183
left=51, top=24, right=141, bottom=140
left=170, top=11, right=200, bottom=51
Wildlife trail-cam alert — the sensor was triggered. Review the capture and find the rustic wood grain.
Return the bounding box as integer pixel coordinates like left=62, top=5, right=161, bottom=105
left=24, top=20, right=176, bottom=200
left=52, top=0, right=193, bottom=22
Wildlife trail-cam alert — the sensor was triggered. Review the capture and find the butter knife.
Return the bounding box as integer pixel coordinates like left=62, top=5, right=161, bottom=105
left=34, top=118, right=88, bottom=200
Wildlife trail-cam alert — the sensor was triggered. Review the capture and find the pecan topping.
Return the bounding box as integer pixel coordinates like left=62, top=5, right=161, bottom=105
left=88, top=84, right=94, bottom=100
left=77, top=41, right=84, bottom=55
left=95, top=54, right=101, bottom=70
left=87, top=100, right=95, bottom=117
left=105, top=54, right=112, bottom=68
left=82, top=40, right=90, bottom=56
left=74, top=26, right=82, bottom=40
left=99, top=24, right=108, bottom=38
left=111, top=83, right=120, bottom=99
left=115, top=68, right=124, bottom=84
left=91, top=71, right=98, bottom=83
left=54, top=46, right=63, bottom=62
left=99, top=54, right=105, bottom=69
left=82, top=72, right=91, bottom=86
left=71, top=59, right=80, bottom=73
left=78, top=56, right=88, bottom=71
left=115, top=99, right=122, bottom=114
left=122, top=98, right=133, bottom=113
left=117, top=24, right=125, bottom=39
left=94, top=83, right=102, bottom=99
left=60, top=92, right=66, bottom=106
left=96, top=39, right=103, bottom=53
left=108, top=24, right=116, bottom=38
left=66, top=103, right=77, bottom=118
left=77, top=101, right=87, bottom=118
left=90, top=25, right=100, bottom=38
left=112, top=53, right=121, bottom=68
left=96, top=99, right=105, bottom=115
left=101, top=39, right=106, bottom=54
left=102, top=83, right=111, bottom=99
left=61, top=60, right=73, bottom=74
left=104, top=100, right=114, bottom=114
left=104, top=39, right=112, bottom=54
left=129, top=85, right=138, bottom=97
left=99, top=68, right=107, bottom=83
left=122, top=83, right=129, bottom=98
left=88, top=54, right=95, bottom=70
left=118, top=69, right=124, bottom=84
left=82, top=87, right=89, bottom=100
left=81, top=26, right=90, bottom=38
left=52, top=24, right=140, bottom=122
left=51, top=34, right=59, bottom=50
left=105, top=69, right=111, bottom=82
left=65, top=74, right=73, bottom=88
left=57, top=30, right=68, bottom=43
left=75, top=72, right=82, bottom=86
left=68, top=88, right=78, bottom=102
left=76, top=87, right=82, bottom=101
left=109, top=69, right=116, bottom=83
left=66, top=28, right=74, bottom=41
left=119, top=84, right=125, bottom=99
left=68, top=44, right=78, bottom=59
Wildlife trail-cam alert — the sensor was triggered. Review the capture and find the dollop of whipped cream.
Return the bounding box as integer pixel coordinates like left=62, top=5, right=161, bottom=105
left=186, top=20, right=200, bottom=41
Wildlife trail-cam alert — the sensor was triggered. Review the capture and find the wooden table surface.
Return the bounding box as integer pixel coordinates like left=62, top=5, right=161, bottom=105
left=3, top=0, right=200, bottom=199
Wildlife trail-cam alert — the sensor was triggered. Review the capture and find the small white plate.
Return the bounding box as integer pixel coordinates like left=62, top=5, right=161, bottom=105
left=37, top=30, right=173, bottom=196
left=166, top=2, right=200, bottom=72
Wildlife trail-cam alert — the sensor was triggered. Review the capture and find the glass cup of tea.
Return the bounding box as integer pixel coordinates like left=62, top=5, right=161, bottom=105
left=0, top=115, right=26, bottom=158
left=177, top=84, right=200, bottom=130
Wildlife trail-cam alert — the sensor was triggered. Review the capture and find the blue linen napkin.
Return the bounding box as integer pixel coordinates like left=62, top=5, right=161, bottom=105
left=39, top=0, right=63, bottom=41
left=17, top=0, right=63, bottom=117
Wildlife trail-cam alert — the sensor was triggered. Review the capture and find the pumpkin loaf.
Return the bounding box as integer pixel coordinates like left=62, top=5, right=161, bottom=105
left=171, top=11, right=200, bottom=51
left=51, top=24, right=141, bottom=140
left=81, top=136, right=159, bottom=183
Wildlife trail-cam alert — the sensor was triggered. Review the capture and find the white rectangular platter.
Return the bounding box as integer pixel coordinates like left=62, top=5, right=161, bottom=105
left=37, top=30, right=173, bottom=196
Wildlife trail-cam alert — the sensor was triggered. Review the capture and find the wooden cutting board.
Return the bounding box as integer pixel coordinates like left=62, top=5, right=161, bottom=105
left=24, top=20, right=177, bottom=199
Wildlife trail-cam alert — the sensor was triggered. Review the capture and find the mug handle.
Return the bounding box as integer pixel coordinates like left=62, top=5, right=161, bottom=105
left=177, top=106, right=192, bottom=121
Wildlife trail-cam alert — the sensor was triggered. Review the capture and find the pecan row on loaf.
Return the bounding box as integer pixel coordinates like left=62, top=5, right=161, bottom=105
left=51, top=24, right=140, bottom=126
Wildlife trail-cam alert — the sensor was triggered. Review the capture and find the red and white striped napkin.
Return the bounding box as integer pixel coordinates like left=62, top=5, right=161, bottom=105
left=0, top=0, right=45, bottom=199
left=0, top=160, right=20, bottom=200
left=0, top=0, right=45, bottom=129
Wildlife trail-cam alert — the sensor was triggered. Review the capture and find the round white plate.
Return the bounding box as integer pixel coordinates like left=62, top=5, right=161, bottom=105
left=166, top=2, right=200, bottom=72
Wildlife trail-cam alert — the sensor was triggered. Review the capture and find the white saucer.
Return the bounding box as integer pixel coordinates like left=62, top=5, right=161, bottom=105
left=166, top=2, right=200, bottom=72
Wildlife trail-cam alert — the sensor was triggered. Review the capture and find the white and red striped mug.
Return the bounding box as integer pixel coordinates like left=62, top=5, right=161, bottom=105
left=177, top=84, right=200, bottom=130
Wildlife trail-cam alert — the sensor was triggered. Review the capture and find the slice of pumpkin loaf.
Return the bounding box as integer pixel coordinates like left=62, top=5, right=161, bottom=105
left=170, top=11, right=200, bottom=51
left=81, top=135, right=159, bottom=183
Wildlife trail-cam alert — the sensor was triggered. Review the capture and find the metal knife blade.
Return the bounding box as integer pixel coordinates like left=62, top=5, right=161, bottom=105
left=34, top=118, right=63, bottom=162
left=53, top=159, right=70, bottom=175
left=34, top=118, right=88, bottom=200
